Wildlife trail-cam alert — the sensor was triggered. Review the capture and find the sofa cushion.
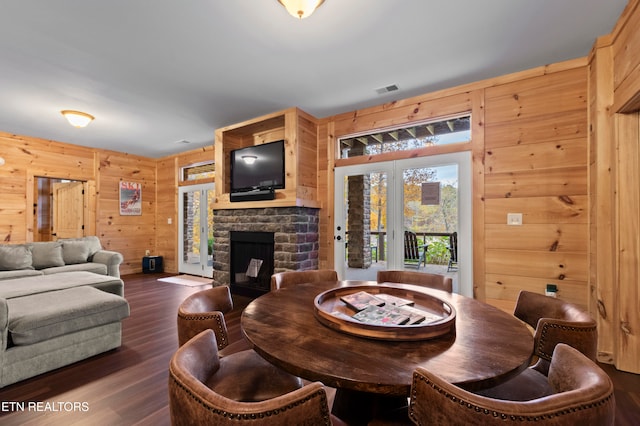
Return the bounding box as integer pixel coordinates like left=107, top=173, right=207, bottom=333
left=42, top=263, right=108, bottom=276
left=61, top=240, right=92, bottom=265
left=0, top=271, right=124, bottom=299
left=59, top=236, right=102, bottom=259
left=0, top=269, right=43, bottom=281
left=0, top=245, right=33, bottom=271
left=30, top=241, right=65, bottom=269
left=7, top=286, right=130, bottom=346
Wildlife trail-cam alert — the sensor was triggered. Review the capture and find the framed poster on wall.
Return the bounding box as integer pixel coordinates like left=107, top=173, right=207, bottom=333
left=119, top=181, right=142, bottom=215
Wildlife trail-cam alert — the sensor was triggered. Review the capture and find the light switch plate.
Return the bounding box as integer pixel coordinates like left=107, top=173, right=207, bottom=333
left=507, top=213, right=523, bottom=226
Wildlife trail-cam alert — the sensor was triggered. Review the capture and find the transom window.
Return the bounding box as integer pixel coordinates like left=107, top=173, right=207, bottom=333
left=338, top=114, right=471, bottom=159
left=181, top=162, right=215, bottom=181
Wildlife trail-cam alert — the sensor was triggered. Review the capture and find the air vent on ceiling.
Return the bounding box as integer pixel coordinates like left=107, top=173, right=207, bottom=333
left=375, top=84, right=399, bottom=95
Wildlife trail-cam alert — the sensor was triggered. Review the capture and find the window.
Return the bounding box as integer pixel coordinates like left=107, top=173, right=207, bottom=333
left=181, top=162, right=215, bottom=181
left=338, top=114, right=471, bottom=159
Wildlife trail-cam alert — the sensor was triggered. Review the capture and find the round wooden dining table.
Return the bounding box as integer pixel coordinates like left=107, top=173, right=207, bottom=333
left=241, top=280, right=533, bottom=424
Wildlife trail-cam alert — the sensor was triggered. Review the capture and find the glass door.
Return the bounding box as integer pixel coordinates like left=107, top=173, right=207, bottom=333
left=334, top=152, right=472, bottom=296
left=179, top=183, right=214, bottom=277
left=334, top=163, right=393, bottom=282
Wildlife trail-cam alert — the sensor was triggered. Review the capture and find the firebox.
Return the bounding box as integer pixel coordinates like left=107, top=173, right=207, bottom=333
left=230, top=231, right=274, bottom=297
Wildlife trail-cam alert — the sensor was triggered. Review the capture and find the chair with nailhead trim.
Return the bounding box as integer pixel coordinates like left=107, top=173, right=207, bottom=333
left=177, top=285, right=242, bottom=351
left=169, top=329, right=346, bottom=426
left=377, top=270, right=453, bottom=293
left=475, top=290, right=598, bottom=401
left=270, top=269, right=338, bottom=291
left=408, top=343, right=615, bottom=426
left=176, top=286, right=305, bottom=403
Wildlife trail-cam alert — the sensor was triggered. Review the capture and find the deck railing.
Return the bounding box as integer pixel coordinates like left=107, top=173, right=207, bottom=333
left=369, top=231, right=454, bottom=262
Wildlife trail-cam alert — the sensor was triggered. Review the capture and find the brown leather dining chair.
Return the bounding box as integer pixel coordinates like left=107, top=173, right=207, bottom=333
left=169, top=329, right=339, bottom=426
left=476, top=290, right=598, bottom=401
left=176, top=285, right=304, bottom=401
left=177, top=285, right=247, bottom=352
left=377, top=270, right=453, bottom=293
left=270, top=269, right=338, bottom=291
left=408, top=343, right=615, bottom=426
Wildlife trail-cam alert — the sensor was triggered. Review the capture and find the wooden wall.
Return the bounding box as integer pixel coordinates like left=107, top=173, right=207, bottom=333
left=95, top=152, right=157, bottom=275
left=322, top=60, right=589, bottom=307
left=0, top=133, right=97, bottom=242
left=483, top=67, right=589, bottom=307
left=0, top=132, right=156, bottom=275
left=589, top=0, right=640, bottom=373
left=0, top=131, right=213, bottom=276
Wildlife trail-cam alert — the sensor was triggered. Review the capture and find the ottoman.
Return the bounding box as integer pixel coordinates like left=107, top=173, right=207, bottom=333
left=7, top=286, right=130, bottom=346
left=1, top=286, right=130, bottom=387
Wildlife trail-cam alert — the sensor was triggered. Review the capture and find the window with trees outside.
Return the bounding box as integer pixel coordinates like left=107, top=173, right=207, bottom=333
left=338, top=114, right=470, bottom=159
left=336, top=115, right=470, bottom=281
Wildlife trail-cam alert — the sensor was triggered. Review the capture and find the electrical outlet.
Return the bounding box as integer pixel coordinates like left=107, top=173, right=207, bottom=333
left=507, top=213, right=523, bottom=226
left=167, top=217, right=172, bottom=224
left=145, top=249, right=150, bottom=256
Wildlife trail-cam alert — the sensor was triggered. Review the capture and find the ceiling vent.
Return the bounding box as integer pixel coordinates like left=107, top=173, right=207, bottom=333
left=375, top=84, right=399, bottom=95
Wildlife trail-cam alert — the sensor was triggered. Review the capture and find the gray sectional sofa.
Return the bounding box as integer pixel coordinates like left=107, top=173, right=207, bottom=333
left=0, top=236, right=123, bottom=280
left=0, top=236, right=130, bottom=387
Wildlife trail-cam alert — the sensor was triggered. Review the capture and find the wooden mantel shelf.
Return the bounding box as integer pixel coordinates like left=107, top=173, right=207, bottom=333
left=212, top=198, right=321, bottom=210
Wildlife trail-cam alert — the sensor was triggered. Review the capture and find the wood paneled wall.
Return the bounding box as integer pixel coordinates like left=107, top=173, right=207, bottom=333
left=0, top=133, right=97, bottom=242
left=0, top=132, right=156, bottom=275
left=96, top=152, right=157, bottom=275
left=484, top=67, right=589, bottom=307
left=322, top=60, right=589, bottom=306
left=590, top=0, right=640, bottom=373
left=0, top=131, right=213, bottom=276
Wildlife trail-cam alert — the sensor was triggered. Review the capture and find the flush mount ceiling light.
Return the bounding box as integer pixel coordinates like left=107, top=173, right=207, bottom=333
left=61, top=110, right=95, bottom=128
left=277, top=0, right=325, bottom=19
left=242, top=155, right=257, bottom=165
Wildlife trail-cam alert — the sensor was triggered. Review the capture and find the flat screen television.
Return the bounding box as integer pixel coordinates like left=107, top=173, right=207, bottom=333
left=230, top=140, right=285, bottom=193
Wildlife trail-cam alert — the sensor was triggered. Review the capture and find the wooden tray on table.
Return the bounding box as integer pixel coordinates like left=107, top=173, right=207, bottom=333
left=313, top=284, right=456, bottom=341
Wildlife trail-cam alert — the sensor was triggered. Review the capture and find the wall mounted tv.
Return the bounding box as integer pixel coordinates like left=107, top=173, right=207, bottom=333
left=230, top=140, right=285, bottom=193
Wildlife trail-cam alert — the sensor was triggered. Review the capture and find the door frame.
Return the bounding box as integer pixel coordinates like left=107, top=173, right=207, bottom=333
left=27, top=174, right=96, bottom=242
left=178, top=183, right=214, bottom=277
left=334, top=151, right=473, bottom=296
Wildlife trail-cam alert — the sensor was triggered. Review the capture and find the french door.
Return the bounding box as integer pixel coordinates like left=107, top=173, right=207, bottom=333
left=179, top=183, right=214, bottom=277
left=334, top=152, right=472, bottom=296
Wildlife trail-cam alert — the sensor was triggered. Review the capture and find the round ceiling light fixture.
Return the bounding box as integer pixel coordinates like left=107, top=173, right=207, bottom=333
left=277, top=0, right=325, bottom=19
left=61, top=110, right=95, bottom=128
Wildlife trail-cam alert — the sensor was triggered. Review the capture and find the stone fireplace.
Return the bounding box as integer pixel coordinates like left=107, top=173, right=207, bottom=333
left=212, top=207, right=320, bottom=297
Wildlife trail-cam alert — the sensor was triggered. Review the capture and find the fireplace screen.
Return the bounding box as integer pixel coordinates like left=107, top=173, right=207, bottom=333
left=230, top=231, right=274, bottom=297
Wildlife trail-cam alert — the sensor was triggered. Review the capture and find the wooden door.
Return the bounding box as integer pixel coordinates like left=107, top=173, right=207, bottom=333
left=52, top=181, right=85, bottom=239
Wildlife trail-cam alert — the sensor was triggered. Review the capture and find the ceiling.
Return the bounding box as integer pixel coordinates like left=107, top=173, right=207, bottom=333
left=0, top=1, right=628, bottom=158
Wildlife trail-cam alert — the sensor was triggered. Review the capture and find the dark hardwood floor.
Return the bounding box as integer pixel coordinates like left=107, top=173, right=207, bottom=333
left=0, top=273, right=638, bottom=425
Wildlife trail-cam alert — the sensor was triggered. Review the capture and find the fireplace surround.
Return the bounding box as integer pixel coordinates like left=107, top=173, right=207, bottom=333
left=212, top=207, right=320, bottom=297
